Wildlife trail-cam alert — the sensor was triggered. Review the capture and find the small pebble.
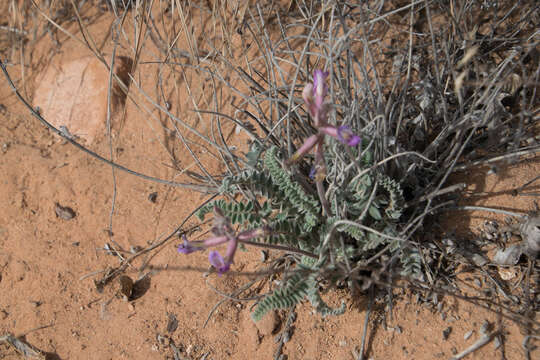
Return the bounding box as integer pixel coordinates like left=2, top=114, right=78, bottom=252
left=260, top=250, right=268, bottom=262
left=443, top=327, right=452, bottom=340
left=494, top=335, right=502, bottom=349
left=480, top=320, right=490, bottom=335
left=148, top=192, right=158, bottom=203
left=130, top=245, right=142, bottom=254
left=55, top=203, right=76, bottom=220
left=117, top=275, right=133, bottom=301
left=282, top=330, right=290, bottom=343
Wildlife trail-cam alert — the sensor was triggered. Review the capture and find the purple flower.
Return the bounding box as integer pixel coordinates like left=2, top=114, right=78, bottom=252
left=309, top=166, right=316, bottom=179
left=313, top=70, right=329, bottom=109
left=208, top=250, right=230, bottom=275
left=303, top=70, right=329, bottom=126
left=177, top=207, right=270, bottom=275
left=337, top=126, right=361, bottom=146
left=177, top=235, right=202, bottom=254
left=319, top=125, right=361, bottom=147
left=286, top=69, right=362, bottom=166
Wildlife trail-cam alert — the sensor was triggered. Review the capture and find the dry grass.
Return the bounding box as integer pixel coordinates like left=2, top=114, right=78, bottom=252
left=1, top=1, right=539, bottom=358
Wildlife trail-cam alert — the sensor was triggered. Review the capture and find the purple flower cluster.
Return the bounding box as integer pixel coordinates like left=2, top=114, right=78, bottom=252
left=177, top=207, right=269, bottom=275
left=287, top=70, right=361, bottom=177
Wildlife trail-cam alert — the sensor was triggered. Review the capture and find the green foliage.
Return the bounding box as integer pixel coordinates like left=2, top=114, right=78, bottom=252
left=207, top=144, right=421, bottom=321
left=251, top=274, right=310, bottom=321
left=197, top=199, right=270, bottom=226
left=306, top=277, right=346, bottom=317
left=264, top=147, right=320, bottom=232
left=251, top=273, right=346, bottom=321
left=378, top=174, right=405, bottom=220
left=399, top=246, right=423, bottom=279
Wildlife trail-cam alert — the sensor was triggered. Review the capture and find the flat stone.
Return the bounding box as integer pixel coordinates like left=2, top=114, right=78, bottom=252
left=33, top=56, right=131, bottom=144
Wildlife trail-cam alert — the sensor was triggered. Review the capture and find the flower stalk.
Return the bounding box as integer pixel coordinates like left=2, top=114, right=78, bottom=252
left=287, top=70, right=362, bottom=215
left=177, top=207, right=316, bottom=274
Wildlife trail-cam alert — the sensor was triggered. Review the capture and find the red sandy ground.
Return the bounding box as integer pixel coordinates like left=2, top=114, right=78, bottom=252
left=0, top=2, right=538, bottom=359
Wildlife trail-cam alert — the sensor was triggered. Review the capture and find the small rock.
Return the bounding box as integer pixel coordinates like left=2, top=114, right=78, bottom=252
left=148, top=192, right=158, bottom=203
left=339, top=339, right=347, bottom=347
left=494, top=335, right=502, bottom=349
left=130, top=245, right=142, bottom=254
left=282, top=330, right=291, bottom=343
left=166, top=313, right=178, bottom=333
left=33, top=56, right=132, bottom=144
left=480, top=320, right=490, bottom=335
left=443, top=327, right=452, bottom=340
left=117, top=275, right=133, bottom=301
left=521, top=216, right=540, bottom=258
left=156, top=334, right=169, bottom=347
left=55, top=203, right=76, bottom=220
left=464, top=330, right=473, bottom=340
left=255, top=310, right=280, bottom=336
left=493, top=244, right=522, bottom=265
left=30, top=300, right=42, bottom=307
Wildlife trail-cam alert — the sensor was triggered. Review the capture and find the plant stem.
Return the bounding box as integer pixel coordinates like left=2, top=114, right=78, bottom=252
left=238, top=239, right=317, bottom=258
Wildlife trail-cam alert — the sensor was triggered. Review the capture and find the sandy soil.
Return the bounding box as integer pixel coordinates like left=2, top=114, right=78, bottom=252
left=0, top=1, right=538, bottom=359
